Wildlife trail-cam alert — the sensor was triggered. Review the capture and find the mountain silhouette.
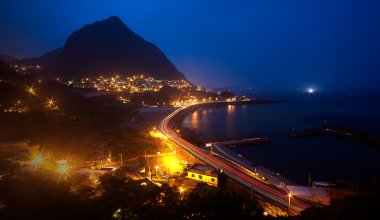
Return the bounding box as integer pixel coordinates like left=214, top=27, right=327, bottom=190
left=4, top=16, right=185, bottom=80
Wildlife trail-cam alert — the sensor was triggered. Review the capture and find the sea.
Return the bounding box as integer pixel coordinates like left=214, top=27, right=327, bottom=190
left=182, top=90, right=380, bottom=186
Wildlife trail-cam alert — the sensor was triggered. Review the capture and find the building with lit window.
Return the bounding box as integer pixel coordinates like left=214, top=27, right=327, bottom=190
left=186, top=164, right=218, bottom=186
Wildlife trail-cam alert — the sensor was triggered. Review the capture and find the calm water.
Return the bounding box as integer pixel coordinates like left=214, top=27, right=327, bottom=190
left=182, top=92, right=380, bottom=186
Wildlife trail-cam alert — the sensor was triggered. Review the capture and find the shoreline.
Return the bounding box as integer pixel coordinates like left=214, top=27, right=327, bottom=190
left=168, top=100, right=299, bottom=186
left=170, top=100, right=377, bottom=189
left=170, top=99, right=282, bottom=146
left=161, top=101, right=313, bottom=212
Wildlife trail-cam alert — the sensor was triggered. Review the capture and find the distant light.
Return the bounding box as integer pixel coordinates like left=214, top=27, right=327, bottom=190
left=288, top=191, right=293, bottom=198
left=58, top=165, right=68, bottom=174
left=47, top=98, right=54, bottom=105
left=27, top=86, right=36, bottom=95
left=307, top=88, right=315, bottom=94
left=179, top=187, right=185, bottom=194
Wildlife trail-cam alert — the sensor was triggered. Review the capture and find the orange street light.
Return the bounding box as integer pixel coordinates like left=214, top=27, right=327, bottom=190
left=46, top=98, right=54, bottom=107
left=287, top=191, right=293, bottom=215
left=179, top=187, right=185, bottom=194
left=27, top=86, right=36, bottom=95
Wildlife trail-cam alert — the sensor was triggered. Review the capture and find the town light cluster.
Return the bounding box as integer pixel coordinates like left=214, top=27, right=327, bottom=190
left=67, top=74, right=192, bottom=94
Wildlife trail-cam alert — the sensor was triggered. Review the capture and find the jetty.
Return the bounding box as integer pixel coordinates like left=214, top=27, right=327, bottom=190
left=289, top=125, right=380, bottom=146
left=210, top=136, right=271, bottom=147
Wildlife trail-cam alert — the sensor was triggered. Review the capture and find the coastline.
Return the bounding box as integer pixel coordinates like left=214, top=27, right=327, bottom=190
left=160, top=101, right=312, bottom=213
left=168, top=100, right=298, bottom=186
left=172, top=98, right=380, bottom=188
left=170, top=99, right=282, bottom=146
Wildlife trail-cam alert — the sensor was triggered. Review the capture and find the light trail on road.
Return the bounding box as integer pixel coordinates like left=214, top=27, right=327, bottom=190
left=159, top=107, right=309, bottom=214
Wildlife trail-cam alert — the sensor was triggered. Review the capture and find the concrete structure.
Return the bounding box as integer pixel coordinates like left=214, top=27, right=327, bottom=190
left=187, top=164, right=218, bottom=186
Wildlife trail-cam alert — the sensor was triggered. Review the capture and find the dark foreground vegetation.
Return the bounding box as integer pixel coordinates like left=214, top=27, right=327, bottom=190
left=0, top=166, right=264, bottom=220
left=0, top=164, right=379, bottom=220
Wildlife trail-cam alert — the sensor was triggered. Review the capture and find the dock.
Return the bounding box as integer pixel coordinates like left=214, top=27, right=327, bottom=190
left=288, top=125, right=380, bottom=146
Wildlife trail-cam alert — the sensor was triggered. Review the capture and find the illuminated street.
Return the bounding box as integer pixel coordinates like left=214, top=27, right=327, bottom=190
left=159, top=105, right=310, bottom=214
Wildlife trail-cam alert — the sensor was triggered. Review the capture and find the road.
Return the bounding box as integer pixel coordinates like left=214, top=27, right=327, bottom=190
left=159, top=106, right=310, bottom=214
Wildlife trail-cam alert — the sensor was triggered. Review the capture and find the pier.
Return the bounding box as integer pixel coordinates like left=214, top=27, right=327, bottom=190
left=210, top=136, right=271, bottom=147
left=289, top=125, right=380, bottom=146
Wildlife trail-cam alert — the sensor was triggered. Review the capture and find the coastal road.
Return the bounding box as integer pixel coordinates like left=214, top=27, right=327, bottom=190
left=159, top=106, right=310, bottom=214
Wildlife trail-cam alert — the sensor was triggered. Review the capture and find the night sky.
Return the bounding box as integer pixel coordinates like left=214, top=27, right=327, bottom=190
left=1, top=0, right=379, bottom=90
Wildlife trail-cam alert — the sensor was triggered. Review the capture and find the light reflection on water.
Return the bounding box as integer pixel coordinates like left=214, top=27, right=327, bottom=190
left=189, top=111, right=199, bottom=128
left=227, top=105, right=236, bottom=134
left=182, top=95, right=380, bottom=185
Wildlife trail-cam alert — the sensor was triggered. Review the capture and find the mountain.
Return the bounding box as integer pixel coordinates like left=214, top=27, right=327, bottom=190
left=3, top=16, right=185, bottom=80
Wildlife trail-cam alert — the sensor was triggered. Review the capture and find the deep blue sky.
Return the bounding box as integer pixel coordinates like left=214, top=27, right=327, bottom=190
left=1, top=0, right=380, bottom=90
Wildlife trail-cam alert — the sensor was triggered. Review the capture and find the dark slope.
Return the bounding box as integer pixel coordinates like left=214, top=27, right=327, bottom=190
left=1, top=16, right=185, bottom=80
left=48, top=16, right=185, bottom=79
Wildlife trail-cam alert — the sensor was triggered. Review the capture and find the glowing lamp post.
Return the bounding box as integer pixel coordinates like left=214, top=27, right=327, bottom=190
left=48, top=99, right=54, bottom=106
left=28, top=86, right=36, bottom=95
left=179, top=187, right=185, bottom=194
left=287, top=191, right=293, bottom=215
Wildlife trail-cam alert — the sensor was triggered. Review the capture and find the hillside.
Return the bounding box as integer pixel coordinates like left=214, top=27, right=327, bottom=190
left=1, top=16, right=185, bottom=80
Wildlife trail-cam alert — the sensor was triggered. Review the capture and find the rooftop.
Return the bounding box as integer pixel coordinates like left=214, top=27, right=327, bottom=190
left=189, top=164, right=218, bottom=176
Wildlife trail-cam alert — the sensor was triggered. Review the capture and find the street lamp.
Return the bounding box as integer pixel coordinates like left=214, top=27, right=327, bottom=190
left=288, top=191, right=293, bottom=215
left=179, top=187, right=185, bottom=194
left=48, top=98, right=54, bottom=106
left=46, top=98, right=55, bottom=109
left=27, top=86, right=36, bottom=95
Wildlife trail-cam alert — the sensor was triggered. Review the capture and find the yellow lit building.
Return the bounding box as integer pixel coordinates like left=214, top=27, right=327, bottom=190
left=186, top=164, right=218, bottom=186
